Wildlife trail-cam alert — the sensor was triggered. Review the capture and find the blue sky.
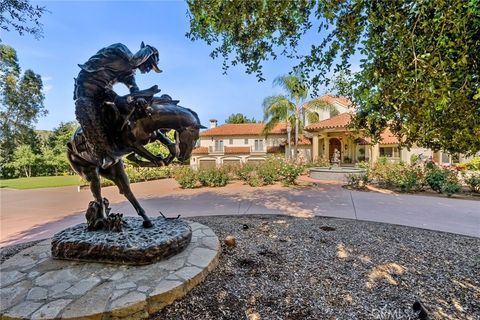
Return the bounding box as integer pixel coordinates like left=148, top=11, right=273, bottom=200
left=3, top=0, right=345, bottom=130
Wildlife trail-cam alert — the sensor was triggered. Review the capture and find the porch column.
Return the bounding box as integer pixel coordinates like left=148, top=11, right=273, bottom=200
left=325, top=137, right=330, bottom=162
left=312, top=134, right=319, bottom=161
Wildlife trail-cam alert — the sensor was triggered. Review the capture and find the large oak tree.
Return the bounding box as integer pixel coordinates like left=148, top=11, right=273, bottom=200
left=187, top=0, right=480, bottom=155
left=0, top=44, right=47, bottom=177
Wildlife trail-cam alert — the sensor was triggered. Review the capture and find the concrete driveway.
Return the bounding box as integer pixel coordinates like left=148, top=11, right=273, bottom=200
left=1, top=178, right=479, bottom=246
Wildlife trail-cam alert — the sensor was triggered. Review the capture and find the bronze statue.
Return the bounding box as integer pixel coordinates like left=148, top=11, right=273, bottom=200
left=70, top=43, right=205, bottom=230
left=68, top=87, right=204, bottom=230
left=74, top=42, right=161, bottom=169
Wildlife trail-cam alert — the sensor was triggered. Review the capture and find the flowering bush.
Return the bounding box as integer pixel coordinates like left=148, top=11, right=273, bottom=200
left=173, top=166, right=198, bottom=189
left=307, top=157, right=330, bottom=167
left=198, top=168, right=230, bottom=187
left=425, top=164, right=460, bottom=196
left=346, top=173, right=369, bottom=189
left=246, top=172, right=263, bottom=187
left=279, top=161, right=304, bottom=186
left=257, top=161, right=280, bottom=185
left=235, top=157, right=303, bottom=187
left=236, top=164, right=257, bottom=182
left=395, top=166, right=425, bottom=192
left=464, top=157, right=480, bottom=171
left=463, top=171, right=480, bottom=193
left=368, top=161, right=424, bottom=192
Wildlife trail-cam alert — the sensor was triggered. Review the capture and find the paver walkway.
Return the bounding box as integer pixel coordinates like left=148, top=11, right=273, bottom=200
left=1, top=178, right=479, bottom=246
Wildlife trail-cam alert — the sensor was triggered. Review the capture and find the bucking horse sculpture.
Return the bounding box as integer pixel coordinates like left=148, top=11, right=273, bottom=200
left=67, top=85, right=205, bottom=230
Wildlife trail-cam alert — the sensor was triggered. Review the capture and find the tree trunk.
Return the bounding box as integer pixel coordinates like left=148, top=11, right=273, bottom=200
left=294, top=116, right=299, bottom=160
left=286, top=124, right=291, bottom=160
left=293, top=98, right=300, bottom=160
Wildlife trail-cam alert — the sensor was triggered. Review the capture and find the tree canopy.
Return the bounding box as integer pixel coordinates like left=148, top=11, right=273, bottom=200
left=225, top=113, right=257, bottom=124
left=0, top=0, right=48, bottom=40
left=187, top=0, right=480, bottom=155
left=0, top=44, right=47, bottom=177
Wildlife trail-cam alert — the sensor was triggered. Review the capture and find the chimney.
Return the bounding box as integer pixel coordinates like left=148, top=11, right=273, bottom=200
left=209, top=119, right=217, bottom=129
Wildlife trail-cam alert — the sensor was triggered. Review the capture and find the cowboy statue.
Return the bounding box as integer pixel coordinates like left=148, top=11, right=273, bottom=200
left=74, top=42, right=167, bottom=169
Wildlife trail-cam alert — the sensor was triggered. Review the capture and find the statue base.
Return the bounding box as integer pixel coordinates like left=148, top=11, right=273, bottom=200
left=1, top=221, right=219, bottom=320
left=51, top=216, right=192, bottom=265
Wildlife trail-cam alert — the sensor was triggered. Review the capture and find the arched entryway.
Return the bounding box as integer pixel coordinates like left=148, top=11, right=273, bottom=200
left=329, top=138, right=341, bottom=162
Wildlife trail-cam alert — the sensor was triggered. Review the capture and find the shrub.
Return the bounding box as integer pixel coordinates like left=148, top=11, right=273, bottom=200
left=368, top=161, right=424, bottom=191
left=308, top=157, right=330, bottom=167
left=425, top=165, right=461, bottom=196
left=198, top=168, right=230, bottom=187
left=441, top=180, right=461, bottom=196
left=346, top=173, right=368, bottom=189
left=463, top=172, right=480, bottom=193
left=410, top=154, right=420, bottom=164
left=464, top=157, right=480, bottom=171
left=124, top=165, right=171, bottom=183
left=395, top=166, right=424, bottom=192
left=368, top=160, right=398, bottom=187
left=173, top=166, right=198, bottom=189
left=356, top=161, right=371, bottom=180
left=246, top=173, right=263, bottom=187
left=256, top=157, right=282, bottom=185
left=279, top=161, right=304, bottom=186
left=425, top=166, right=449, bottom=193
left=236, top=164, right=256, bottom=181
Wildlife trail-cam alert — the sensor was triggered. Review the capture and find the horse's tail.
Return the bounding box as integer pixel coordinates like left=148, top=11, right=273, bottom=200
left=75, top=98, right=112, bottom=162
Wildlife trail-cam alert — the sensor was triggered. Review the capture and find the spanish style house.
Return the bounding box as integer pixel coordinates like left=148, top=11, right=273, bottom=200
left=190, top=95, right=472, bottom=168
left=190, top=119, right=311, bottom=169
left=304, top=96, right=473, bottom=165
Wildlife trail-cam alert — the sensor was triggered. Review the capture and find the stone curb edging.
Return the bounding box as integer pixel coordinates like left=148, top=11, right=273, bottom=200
left=0, top=221, right=220, bottom=320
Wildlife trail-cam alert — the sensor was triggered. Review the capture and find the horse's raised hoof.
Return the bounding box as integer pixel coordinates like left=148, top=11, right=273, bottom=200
left=143, top=220, right=153, bottom=228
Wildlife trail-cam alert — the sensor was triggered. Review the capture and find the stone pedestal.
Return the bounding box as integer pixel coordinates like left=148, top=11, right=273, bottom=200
left=0, top=221, right=220, bottom=320
left=51, top=217, right=192, bottom=265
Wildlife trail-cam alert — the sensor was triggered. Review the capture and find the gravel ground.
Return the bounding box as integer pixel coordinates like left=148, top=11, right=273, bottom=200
left=155, top=215, right=480, bottom=320
left=2, top=216, right=479, bottom=319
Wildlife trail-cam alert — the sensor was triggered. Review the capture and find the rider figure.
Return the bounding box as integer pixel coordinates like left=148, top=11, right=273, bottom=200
left=74, top=42, right=161, bottom=169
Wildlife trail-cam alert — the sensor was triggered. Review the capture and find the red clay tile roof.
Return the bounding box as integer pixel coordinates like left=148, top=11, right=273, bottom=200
left=355, top=128, right=400, bottom=145
left=304, top=95, right=352, bottom=109
left=298, top=136, right=312, bottom=145
left=306, top=113, right=400, bottom=144
left=224, top=146, right=251, bottom=154
left=200, top=123, right=286, bottom=137
left=379, top=128, right=400, bottom=144
left=305, top=113, right=353, bottom=131
left=281, top=135, right=312, bottom=146
left=357, top=138, right=370, bottom=145
left=191, top=147, right=208, bottom=154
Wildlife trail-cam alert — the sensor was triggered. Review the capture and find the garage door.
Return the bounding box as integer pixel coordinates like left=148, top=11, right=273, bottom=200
left=199, top=160, right=216, bottom=169
left=223, top=159, right=241, bottom=169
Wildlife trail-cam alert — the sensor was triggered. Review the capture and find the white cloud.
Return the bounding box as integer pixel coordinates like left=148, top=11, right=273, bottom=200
left=44, top=84, right=53, bottom=93
left=41, top=76, right=53, bottom=93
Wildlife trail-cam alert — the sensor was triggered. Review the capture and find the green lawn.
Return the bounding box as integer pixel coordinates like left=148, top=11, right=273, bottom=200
left=0, top=175, right=83, bottom=190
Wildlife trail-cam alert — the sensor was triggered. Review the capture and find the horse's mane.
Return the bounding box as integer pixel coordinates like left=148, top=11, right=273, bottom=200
left=182, top=106, right=201, bottom=126
left=151, top=103, right=202, bottom=127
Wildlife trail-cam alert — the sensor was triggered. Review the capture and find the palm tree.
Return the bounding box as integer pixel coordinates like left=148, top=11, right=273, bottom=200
left=262, top=74, right=336, bottom=159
